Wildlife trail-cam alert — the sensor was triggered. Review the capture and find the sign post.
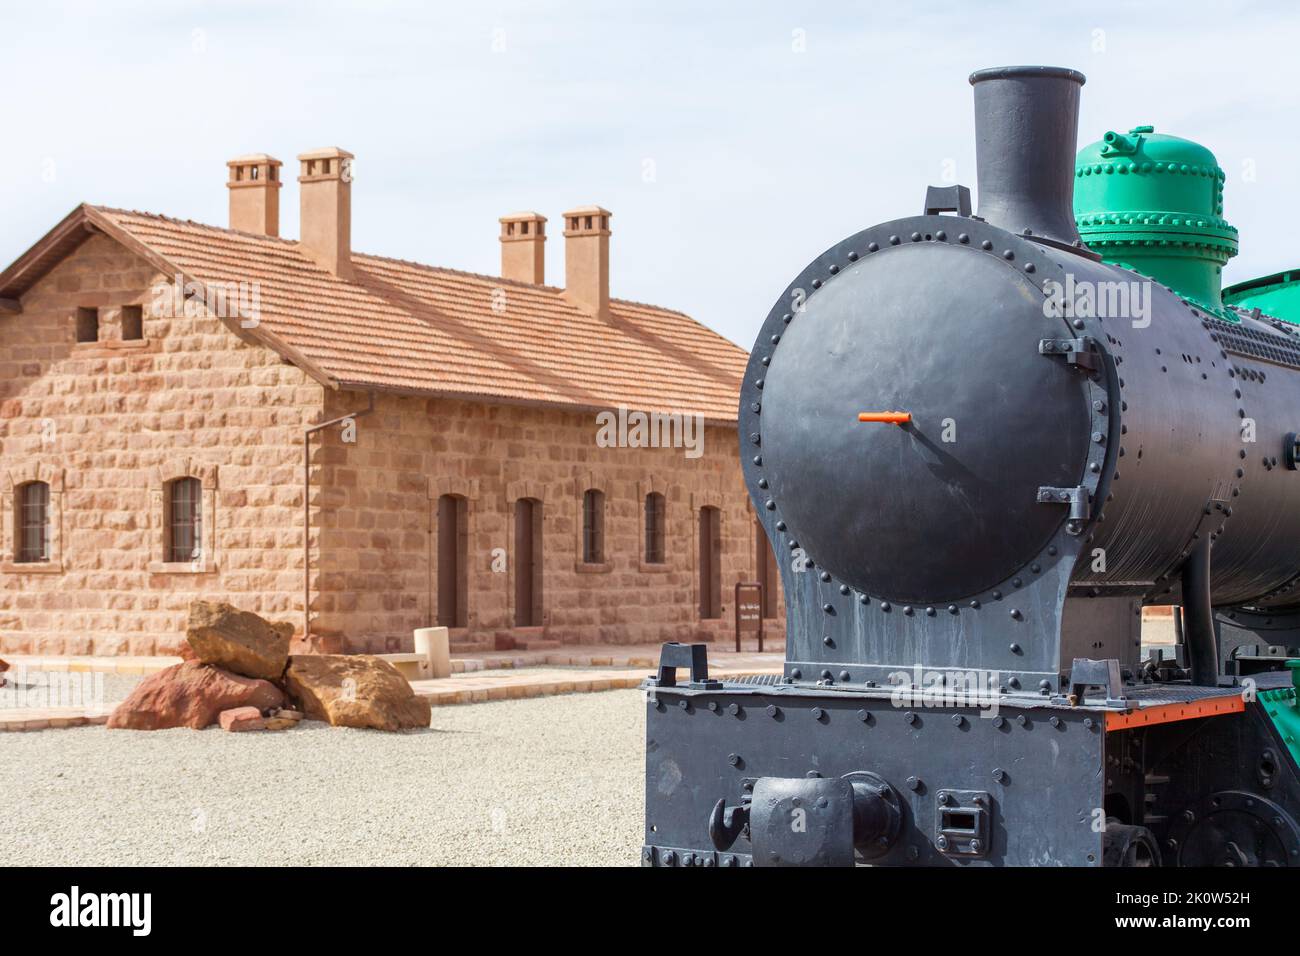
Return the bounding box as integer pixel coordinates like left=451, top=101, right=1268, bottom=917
left=734, top=581, right=764, bottom=653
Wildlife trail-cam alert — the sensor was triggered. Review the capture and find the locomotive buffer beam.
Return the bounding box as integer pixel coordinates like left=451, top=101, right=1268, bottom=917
left=709, top=773, right=903, bottom=866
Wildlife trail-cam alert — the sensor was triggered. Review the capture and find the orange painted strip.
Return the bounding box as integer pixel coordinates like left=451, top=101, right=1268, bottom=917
left=1105, top=695, right=1245, bottom=732
left=858, top=412, right=911, bottom=425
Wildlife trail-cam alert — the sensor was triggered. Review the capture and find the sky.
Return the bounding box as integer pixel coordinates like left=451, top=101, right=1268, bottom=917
left=2, top=0, right=1299, bottom=346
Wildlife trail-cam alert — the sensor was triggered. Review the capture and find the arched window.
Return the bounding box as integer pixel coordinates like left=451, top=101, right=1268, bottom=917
left=166, top=477, right=203, bottom=563
left=582, top=489, right=605, bottom=564
left=644, top=492, right=666, bottom=564
left=436, top=494, right=468, bottom=628
left=698, top=506, right=722, bottom=619
left=16, top=481, right=50, bottom=563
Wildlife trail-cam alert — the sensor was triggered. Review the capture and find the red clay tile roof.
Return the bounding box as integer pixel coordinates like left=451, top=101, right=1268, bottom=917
left=68, top=206, right=745, bottom=422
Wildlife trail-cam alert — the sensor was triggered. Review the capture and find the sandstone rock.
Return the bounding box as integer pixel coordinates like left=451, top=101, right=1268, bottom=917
left=0, top=657, right=9, bottom=672
left=107, top=661, right=285, bottom=731
left=219, top=706, right=265, bottom=732
left=186, top=601, right=292, bottom=680
left=284, top=655, right=431, bottom=731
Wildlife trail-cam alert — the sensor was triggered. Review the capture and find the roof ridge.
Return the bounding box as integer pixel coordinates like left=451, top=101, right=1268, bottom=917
left=353, top=249, right=563, bottom=295
left=98, top=207, right=706, bottom=319
left=69, top=204, right=746, bottom=419
left=92, top=205, right=302, bottom=247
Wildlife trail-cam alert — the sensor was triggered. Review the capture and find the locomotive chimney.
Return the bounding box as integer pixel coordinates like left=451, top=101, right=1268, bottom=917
left=968, top=66, right=1086, bottom=248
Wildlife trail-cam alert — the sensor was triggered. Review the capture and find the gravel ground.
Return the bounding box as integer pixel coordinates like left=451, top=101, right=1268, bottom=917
left=2, top=684, right=647, bottom=866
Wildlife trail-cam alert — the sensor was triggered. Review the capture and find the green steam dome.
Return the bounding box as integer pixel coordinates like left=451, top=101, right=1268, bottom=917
left=1074, top=125, right=1238, bottom=317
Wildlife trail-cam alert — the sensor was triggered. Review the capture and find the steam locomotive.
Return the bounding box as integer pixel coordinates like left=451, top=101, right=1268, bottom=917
left=642, top=65, right=1300, bottom=866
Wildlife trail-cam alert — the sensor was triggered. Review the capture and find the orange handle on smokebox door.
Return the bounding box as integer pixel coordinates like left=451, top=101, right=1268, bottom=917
left=857, top=412, right=912, bottom=426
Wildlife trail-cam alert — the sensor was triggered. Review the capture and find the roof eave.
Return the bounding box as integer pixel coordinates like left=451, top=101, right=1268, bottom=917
left=0, top=204, right=99, bottom=304
left=83, top=208, right=340, bottom=392
left=333, top=378, right=738, bottom=427
left=0, top=204, right=340, bottom=393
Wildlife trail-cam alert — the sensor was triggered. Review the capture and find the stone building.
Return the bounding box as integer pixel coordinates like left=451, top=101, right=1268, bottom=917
left=0, top=149, right=782, bottom=656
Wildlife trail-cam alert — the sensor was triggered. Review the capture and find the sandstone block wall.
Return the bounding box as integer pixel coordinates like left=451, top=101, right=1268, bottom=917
left=0, top=233, right=779, bottom=656
left=312, top=391, right=783, bottom=651
left=0, top=234, right=323, bottom=656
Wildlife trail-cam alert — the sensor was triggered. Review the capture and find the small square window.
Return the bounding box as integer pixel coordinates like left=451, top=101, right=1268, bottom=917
left=75, top=307, right=99, bottom=343
left=121, top=305, right=144, bottom=341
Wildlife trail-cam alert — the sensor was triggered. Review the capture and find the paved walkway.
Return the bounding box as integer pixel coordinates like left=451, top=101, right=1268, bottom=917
left=411, top=652, right=784, bottom=706
left=0, top=706, right=113, bottom=731
left=451, top=640, right=783, bottom=672
left=1, top=655, right=177, bottom=675
left=0, top=643, right=785, bottom=728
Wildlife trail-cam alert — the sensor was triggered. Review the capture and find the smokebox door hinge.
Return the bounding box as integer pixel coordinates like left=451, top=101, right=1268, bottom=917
left=1039, top=337, right=1100, bottom=371
left=1038, top=485, right=1091, bottom=527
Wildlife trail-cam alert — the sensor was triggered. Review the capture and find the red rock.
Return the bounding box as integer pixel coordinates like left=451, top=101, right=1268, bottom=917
left=218, top=706, right=265, bottom=732
left=0, top=658, right=9, bottom=672
left=284, top=655, right=431, bottom=731
left=107, top=661, right=285, bottom=730
left=186, top=601, right=292, bottom=680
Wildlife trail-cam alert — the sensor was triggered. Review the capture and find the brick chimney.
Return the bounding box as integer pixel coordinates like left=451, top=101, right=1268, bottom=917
left=297, top=147, right=354, bottom=278
left=562, top=206, right=611, bottom=318
left=499, top=212, right=547, bottom=284
left=226, top=154, right=282, bottom=237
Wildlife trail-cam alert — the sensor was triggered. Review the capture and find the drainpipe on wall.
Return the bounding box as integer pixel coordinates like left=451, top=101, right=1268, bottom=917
left=303, top=392, right=376, bottom=642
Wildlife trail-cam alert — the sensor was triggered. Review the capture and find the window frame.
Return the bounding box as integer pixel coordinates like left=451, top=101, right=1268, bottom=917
left=581, top=488, right=605, bottom=565
left=120, top=304, right=145, bottom=341
left=149, top=460, right=217, bottom=574
left=75, top=306, right=99, bottom=344
left=644, top=491, right=666, bottom=565
left=2, top=465, right=64, bottom=574
left=574, top=478, right=611, bottom=574
left=16, top=481, right=51, bottom=563
left=165, top=476, right=203, bottom=564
